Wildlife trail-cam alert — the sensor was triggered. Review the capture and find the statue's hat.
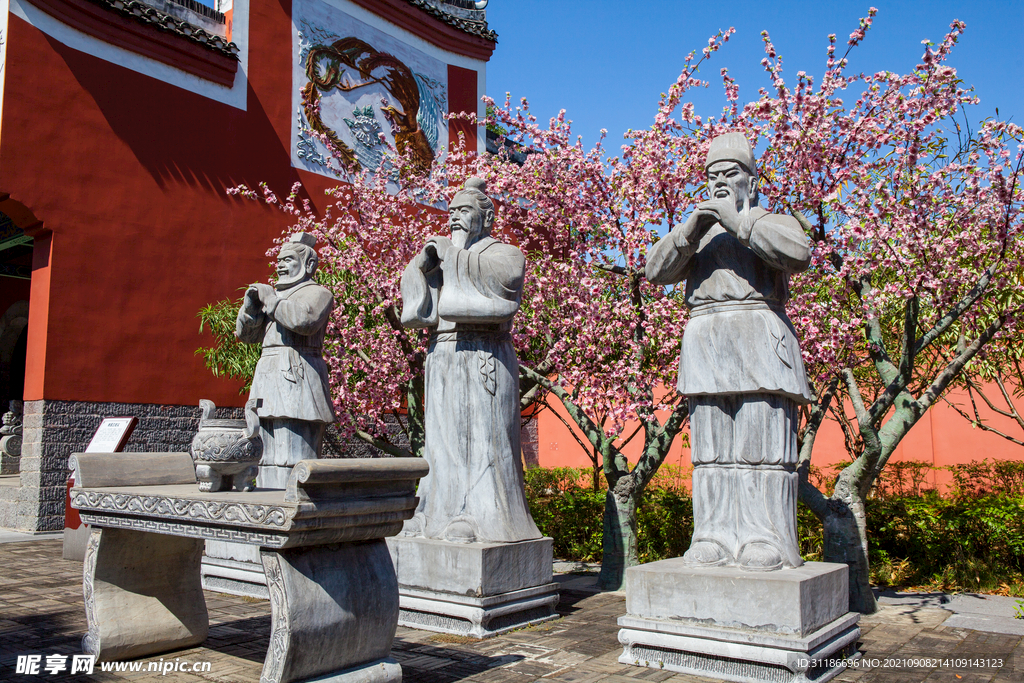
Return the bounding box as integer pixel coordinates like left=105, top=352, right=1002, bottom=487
left=451, top=177, right=488, bottom=204
left=284, top=232, right=317, bottom=249
left=705, top=132, right=755, bottom=173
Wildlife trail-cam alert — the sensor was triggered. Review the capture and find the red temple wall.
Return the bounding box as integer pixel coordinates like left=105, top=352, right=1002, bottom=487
left=0, top=0, right=483, bottom=409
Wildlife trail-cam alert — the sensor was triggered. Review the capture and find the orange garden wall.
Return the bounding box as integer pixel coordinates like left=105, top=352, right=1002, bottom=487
left=534, top=384, right=1023, bottom=491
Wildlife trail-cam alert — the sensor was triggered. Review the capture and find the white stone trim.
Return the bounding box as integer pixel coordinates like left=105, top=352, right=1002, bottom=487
left=10, top=0, right=249, bottom=110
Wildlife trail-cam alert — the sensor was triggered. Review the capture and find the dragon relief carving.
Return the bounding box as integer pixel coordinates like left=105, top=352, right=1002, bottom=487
left=300, top=37, right=442, bottom=174
left=81, top=530, right=101, bottom=656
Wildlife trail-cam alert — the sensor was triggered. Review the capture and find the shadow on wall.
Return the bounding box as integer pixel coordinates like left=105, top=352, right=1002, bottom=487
left=45, top=34, right=313, bottom=205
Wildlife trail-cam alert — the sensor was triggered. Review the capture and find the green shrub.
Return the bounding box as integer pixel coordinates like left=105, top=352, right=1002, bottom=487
left=524, top=461, right=1024, bottom=595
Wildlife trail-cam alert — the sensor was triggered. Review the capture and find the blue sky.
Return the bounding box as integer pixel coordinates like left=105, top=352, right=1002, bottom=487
left=485, top=1, right=1024, bottom=149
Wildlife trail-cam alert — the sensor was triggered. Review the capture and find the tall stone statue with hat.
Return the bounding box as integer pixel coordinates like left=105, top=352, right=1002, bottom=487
left=235, top=232, right=336, bottom=489
left=391, top=177, right=554, bottom=639
left=399, top=177, right=540, bottom=545
left=645, top=132, right=813, bottom=571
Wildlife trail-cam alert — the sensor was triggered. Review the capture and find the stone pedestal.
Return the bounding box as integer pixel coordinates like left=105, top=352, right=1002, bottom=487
left=388, top=535, right=558, bottom=638
left=618, top=559, right=860, bottom=683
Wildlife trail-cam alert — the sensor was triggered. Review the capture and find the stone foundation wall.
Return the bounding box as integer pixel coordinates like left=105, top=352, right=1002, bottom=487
left=15, top=400, right=241, bottom=532
left=8, top=400, right=401, bottom=532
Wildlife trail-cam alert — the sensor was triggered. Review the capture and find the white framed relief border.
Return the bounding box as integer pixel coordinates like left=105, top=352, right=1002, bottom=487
left=0, top=0, right=9, bottom=142
left=291, top=0, right=450, bottom=178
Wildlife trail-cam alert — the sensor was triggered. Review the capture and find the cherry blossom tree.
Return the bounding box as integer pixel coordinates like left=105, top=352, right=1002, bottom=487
left=643, top=11, right=1024, bottom=612
left=203, top=8, right=1024, bottom=605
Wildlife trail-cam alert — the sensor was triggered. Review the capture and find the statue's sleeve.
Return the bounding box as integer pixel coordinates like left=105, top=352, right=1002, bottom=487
left=743, top=211, right=812, bottom=273
left=400, top=261, right=441, bottom=328
left=235, top=303, right=266, bottom=344
left=436, top=243, right=525, bottom=323
left=270, top=287, right=334, bottom=335
left=645, top=226, right=698, bottom=286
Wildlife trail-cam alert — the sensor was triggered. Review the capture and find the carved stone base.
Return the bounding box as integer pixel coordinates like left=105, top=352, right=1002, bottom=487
left=618, top=613, right=859, bottom=683
left=295, top=657, right=401, bottom=683
left=388, top=535, right=558, bottom=638
left=260, top=540, right=401, bottom=683
left=399, top=583, right=559, bottom=638
left=618, top=560, right=860, bottom=683
left=82, top=527, right=209, bottom=661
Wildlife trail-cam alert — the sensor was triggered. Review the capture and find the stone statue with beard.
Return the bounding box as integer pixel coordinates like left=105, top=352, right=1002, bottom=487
left=235, top=232, right=336, bottom=489
left=399, top=177, right=540, bottom=545
left=646, top=132, right=813, bottom=571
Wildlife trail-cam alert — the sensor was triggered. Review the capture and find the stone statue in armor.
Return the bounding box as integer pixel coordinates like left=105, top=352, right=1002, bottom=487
left=645, top=132, right=813, bottom=571
left=235, top=232, right=336, bottom=489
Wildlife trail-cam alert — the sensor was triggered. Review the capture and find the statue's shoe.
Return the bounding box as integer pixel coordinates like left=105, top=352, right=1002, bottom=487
left=442, top=519, right=477, bottom=544
left=682, top=540, right=728, bottom=566
left=737, top=542, right=783, bottom=571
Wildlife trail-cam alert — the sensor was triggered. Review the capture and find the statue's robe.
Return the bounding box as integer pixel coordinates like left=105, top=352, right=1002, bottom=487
left=235, top=280, right=336, bottom=469
left=400, top=236, right=541, bottom=544
left=646, top=206, right=812, bottom=569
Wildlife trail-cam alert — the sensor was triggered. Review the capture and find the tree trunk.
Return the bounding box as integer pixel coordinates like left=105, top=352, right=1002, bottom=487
left=406, top=374, right=425, bottom=458
left=598, top=483, right=639, bottom=590
left=822, top=481, right=877, bottom=614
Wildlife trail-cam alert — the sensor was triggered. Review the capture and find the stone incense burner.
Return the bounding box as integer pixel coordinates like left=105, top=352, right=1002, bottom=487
left=190, top=399, right=262, bottom=492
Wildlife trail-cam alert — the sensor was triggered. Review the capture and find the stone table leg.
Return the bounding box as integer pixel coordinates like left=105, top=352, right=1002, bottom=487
left=82, top=527, right=209, bottom=661
left=260, top=540, right=402, bottom=683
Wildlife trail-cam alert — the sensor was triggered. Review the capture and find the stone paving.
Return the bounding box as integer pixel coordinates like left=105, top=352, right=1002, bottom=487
left=0, top=540, right=1021, bottom=682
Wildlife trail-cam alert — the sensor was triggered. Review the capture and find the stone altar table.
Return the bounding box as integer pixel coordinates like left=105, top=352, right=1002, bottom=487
left=69, top=451, right=428, bottom=683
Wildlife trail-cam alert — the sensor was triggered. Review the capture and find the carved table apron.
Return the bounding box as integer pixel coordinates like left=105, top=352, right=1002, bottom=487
left=69, top=454, right=428, bottom=683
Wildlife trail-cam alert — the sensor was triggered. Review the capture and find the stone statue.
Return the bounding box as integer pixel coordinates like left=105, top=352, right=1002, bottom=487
left=645, top=132, right=812, bottom=571
left=0, top=399, right=22, bottom=475
left=399, top=177, right=540, bottom=544
left=235, top=233, right=336, bottom=489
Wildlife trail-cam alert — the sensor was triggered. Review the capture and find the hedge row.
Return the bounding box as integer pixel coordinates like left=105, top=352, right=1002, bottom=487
left=524, top=461, right=1024, bottom=595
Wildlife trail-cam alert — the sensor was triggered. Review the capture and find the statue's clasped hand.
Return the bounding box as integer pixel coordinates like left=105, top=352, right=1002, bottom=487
left=419, top=236, right=455, bottom=272
left=696, top=198, right=743, bottom=235
left=245, top=283, right=277, bottom=313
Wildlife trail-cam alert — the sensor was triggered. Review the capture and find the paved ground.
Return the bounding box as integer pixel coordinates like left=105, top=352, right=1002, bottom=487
left=0, top=540, right=1021, bottom=682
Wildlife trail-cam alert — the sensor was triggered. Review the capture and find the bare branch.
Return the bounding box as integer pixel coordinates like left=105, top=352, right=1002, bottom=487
left=539, top=397, right=598, bottom=459
left=843, top=368, right=871, bottom=428
left=342, top=408, right=413, bottom=458
left=942, top=395, right=1024, bottom=447
left=916, top=316, right=1006, bottom=413
left=914, top=262, right=998, bottom=355
left=519, top=363, right=619, bottom=458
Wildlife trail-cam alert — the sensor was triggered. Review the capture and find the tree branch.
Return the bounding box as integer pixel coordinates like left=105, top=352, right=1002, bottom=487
left=915, top=316, right=1006, bottom=414
left=797, top=378, right=838, bottom=520
left=632, top=399, right=689, bottom=486
left=342, top=407, right=413, bottom=458
left=594, top=263, right=627, bottom=276
left=898, top=295, right=919, bottom=382
left=942, top=394, right=1024, bottom=447
left=914, top=262, right=998, bottom=355
left=519, top=364, right=619, bottom=459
